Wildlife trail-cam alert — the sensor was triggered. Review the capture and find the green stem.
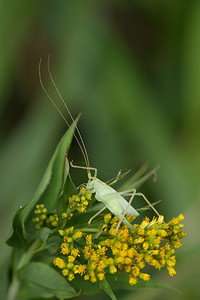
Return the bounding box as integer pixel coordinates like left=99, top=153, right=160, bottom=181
left=6, top=239, right=42, bottom=300
left=77, top=227, right=100, bottom=233
left=6, top=276, right=20, bottom=300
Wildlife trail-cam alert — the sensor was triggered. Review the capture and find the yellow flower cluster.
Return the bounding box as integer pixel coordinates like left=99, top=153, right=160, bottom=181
left=68, top=187, right=92, bottom=213
left=32, top=204, right=59, bottom=230
left=53, top=213, right=186, bottom=286
left=54, top=226, right=86, bottom=282
left=61, top=188, right=92, bottom=223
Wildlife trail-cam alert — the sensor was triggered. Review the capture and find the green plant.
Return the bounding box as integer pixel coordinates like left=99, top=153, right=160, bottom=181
left=6, top=123, right=186, bottom=300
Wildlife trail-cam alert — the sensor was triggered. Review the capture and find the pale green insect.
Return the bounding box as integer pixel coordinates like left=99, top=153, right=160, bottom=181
left=86, top=175, right=139, bottom=231
left=39, top=56, right=160, bottom=232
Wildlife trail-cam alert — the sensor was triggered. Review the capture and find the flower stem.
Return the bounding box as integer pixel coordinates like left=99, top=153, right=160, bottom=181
left=6, top=276, right=20, bottom=300
left=6, top=239, right=42, bottom=300
left=77, top=227, right=100, bottom=233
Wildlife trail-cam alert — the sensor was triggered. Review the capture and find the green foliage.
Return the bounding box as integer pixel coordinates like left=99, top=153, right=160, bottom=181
left=17, top=262, right=78, bottom=299
left=6, top=125, right=186, bottom=300
left=6, top=202, right=31, bottom=249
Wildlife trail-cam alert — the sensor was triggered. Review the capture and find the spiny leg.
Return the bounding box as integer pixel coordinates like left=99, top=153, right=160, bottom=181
left=116, top=189, right=136, bottom=232
left=88, top=205, right=107, bottom=225
left=135, top=192, right=160, bottom=217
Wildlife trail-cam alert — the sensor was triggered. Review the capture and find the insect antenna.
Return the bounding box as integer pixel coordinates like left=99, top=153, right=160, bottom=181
left=39, top=57, right=89, bottom=173
left=47, top=55, right=91, bottom=176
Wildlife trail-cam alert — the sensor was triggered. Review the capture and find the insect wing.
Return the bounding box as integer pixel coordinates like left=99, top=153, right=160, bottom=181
left=117, top=196, right=139, bottom=217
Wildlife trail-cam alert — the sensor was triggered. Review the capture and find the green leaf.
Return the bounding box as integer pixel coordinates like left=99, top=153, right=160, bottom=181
left=25, top=119, right=79, bottom=234
left=137, top=200, right=161, bottom=213
left=34, top=229, right=61, bottom=255
left=57, top=174, right=78, bottom=227
left=100, top=278, right=117, bottom=300
left=6, top=201, right=32, bottom=249
left=71, top=277, right=101, bottom=295
left=18, top=281, right=54, bottom=299
left=33, top=119, right=78, bottom=211
left=17, top=262, right=78, bottom=299
left=107, top=273, right=180, bottom=293
left=119, top=166, right=159, bottom=191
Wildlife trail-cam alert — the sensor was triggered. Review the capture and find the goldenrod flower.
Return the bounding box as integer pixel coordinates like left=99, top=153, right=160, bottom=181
left=132, top=266, right=140, bottom=277
left=66, top=262, right=74, bottom=270
left=68, top=272, right=75, bottom=281
left=74, top=264, right=86, bottom=276
left=71, top=248, right=80, bottom=258
left=109, top=265, right=117, bottom=274
left=60, top=243, right=69, bottom=255
left=124, top=257, right=132, bottom=265
left=73, top=231, right=83, bottom=239
left=86, top=234, right=92, bottom=245
left=84, top=274, right=90, bottom=280
left=90, top=276, right=97, bottom=283
left=104, top=214, right=112, bottom=224
left=140, top=273, right=150, bottom=281
left=53, top=257, right=65, bottom=269
left=97, top=272, right=105, bottom=281
left=50, top=199, right=186, bottom=287
left=62, top=269, right=69, bottom=276
left=68, top=256, right=75, bottom=263
left=129, top=277, right=137, bottom=285
left=168, top=267, right=176, bottom=277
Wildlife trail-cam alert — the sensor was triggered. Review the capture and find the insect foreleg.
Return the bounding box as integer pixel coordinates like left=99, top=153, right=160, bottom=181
left=115, top=189, right=136, bottom=232
left=88, top=205, right=107, bottom=225
left=108, top=170, right=122, bottom=186
left=70, top=161, right=97, bottom=177
left=77, top=183, right=87, bottom=190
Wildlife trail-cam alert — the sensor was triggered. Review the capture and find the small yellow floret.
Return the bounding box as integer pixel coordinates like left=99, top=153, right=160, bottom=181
left=173, top=241, right=182, bottom=248
left=68, top=272, right=75, bottom=281
left=62, top=269, right=69, bottom=276
left=74, top=264, right=86, bottom=276
left=86, top=234, right=92, bottom=245
left=60, top=243, right=69, bottom=255
left=84, top=274, right=90, bottom=280
left=140, top=273, right=150, bottom=281
left=104, top=214, right=112, bottom=224
left=53, top=257, right=65, bottom=269
left=132, top=266, right=140, bottom=277
left=125, top=265, right=132, bottom=272
left=71, top=248, right=80, bottom=258
left=90, top=276, right=97, bottom=283
left=67, top=262, right=74, bottom=269
left=97, top=272, right=105, bottom=280
left=168, top=267, right=176, bottom=277
left=73, top=231, right=83, bottom=239
left=109, top=265, right=117, bottom=274
left=129, top=277, right=137, bottom=285
left=68, top=256, right=75, bottom=263
left=178, top=214, right=184, bottom=221
left=124, top=257, right=132, bottom=265
left=142, top=241, right=149, bottom=251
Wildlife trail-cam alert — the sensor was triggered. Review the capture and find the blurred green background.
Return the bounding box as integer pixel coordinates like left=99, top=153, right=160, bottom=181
left=0, top=0, right=199, bottom=299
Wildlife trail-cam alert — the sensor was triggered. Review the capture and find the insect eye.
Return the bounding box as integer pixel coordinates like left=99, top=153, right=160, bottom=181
left=90, top=178, right=93, bottom=181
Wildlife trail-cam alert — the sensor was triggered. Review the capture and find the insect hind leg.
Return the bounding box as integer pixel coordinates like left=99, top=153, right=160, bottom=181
left=116, top=189, right=136, bottom=232
left=135, top=192, right=160, bottom=217
left=88, top=205, right=107, bottom=225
